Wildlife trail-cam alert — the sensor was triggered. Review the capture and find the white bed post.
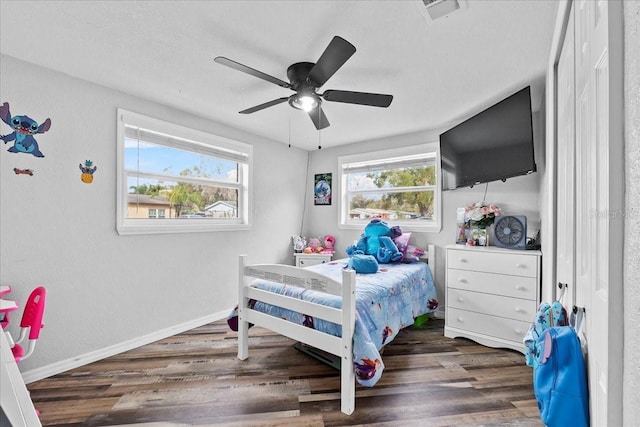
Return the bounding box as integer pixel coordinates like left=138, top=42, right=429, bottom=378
left=340, top=268, right=356, bottom=415
left=427, top=244, right=435, bottom=280
left=237, top=254, right=249, bottom=360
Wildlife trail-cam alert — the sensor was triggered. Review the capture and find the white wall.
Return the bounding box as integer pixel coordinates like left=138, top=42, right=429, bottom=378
left=303, top=108, right=544, bottom=308
left=0, top=55, right=309, bottom=380
left=624, top=1, right=640, bottom=422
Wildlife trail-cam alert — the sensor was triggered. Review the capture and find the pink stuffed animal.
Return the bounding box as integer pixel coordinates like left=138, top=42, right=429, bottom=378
left=307, top=237, right=323, bottom=253
left=322, top=234, right=335, bottom=253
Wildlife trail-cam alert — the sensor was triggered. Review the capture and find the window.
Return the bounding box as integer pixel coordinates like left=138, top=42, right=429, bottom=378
left=117, top=109, right=252, bottom=235
left=147, top=209, right=166, bottom=219
left=338, top=143, right=441, bottom=232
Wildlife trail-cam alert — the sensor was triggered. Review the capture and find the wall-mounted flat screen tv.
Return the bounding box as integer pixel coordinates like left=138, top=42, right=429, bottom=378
left=440, top=86, right=537, bottom=191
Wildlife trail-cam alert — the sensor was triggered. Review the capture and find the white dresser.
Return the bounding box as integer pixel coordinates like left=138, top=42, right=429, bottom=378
left=444, top=244, right=541, bottom=353
left=294, top=252, right=333, bottom=267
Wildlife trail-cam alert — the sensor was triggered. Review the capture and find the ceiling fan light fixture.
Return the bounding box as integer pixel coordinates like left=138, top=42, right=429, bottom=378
left=289, top=93, right=320, bottom=112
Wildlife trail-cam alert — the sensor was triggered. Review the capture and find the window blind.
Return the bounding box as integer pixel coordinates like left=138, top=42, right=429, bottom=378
left=342, top=153, right=435, bottom=174
left=124, top=126, right=248, bottom=164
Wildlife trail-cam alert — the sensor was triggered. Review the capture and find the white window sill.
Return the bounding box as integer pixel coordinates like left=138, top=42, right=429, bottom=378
left=339, top=221, right=441, bottom=233
left=116, top=220, right=251, bottom=235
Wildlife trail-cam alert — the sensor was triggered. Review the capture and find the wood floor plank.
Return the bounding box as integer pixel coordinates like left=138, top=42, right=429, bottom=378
left=27, top=318, right=542, bottom=426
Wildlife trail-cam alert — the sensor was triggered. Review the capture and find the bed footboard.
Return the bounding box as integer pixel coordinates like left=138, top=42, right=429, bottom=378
left=237, top=255, right=357, bottom=415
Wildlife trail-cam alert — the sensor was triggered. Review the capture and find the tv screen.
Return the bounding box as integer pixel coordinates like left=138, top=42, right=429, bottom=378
left=439, top=86, right=537, bottom=191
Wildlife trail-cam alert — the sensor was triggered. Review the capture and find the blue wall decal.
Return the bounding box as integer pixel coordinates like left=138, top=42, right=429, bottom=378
left=0, top=102, right=51, bottom=157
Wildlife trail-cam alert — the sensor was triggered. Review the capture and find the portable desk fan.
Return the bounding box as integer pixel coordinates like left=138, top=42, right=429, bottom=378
left=493, top=215, right=527, bottom=249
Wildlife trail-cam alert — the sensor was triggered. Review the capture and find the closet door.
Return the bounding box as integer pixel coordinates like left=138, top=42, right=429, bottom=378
left=573, top=0, right=624, bottom=424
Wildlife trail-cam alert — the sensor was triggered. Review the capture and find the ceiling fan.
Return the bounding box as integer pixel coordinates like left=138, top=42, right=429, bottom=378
left=214, top=36, right=393, bottom=130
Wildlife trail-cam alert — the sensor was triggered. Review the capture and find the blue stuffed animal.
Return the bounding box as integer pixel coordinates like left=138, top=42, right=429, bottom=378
left=346, top=219, right=403, bottom=263
left=347, top=254, right=379, bottom=274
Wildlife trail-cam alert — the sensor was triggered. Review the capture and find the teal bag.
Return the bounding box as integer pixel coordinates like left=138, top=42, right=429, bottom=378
left=523, top=300, right=568, bottom=367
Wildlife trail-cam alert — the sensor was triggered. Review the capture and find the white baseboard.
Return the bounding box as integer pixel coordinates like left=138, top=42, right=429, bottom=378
left=433, top=308, right=445, bottom=319
left=21, top=310, right=229, bottom=384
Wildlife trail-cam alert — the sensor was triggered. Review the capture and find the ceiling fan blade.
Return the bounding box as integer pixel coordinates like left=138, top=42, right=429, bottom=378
left=322, top=90, right=393, bottom=107
left=307, top=107, right=330, bottom=130
left=214, top=56, right=291, bottom=89
left=239, top=97, right=289, bottom=114
left=308, top=36, right=356, bottom=87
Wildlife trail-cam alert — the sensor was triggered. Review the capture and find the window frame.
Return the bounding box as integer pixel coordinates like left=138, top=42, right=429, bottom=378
left=337, top=143, right=441, bottom=232
left=116, top=109, right=252, bottom=235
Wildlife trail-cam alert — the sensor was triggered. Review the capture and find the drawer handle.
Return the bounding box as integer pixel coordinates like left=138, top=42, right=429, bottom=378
left=457, top=316, right=464, bottom=323
left=458, top=278, right=468, bottom=284
left=515, top=307, right=526, bottom=314
left=514, top=328, right=523, bottom=335
left=459, top=258, right=468, bottom=263
left=457, top=297, right=464, bottom=303
left=515, top=263, right=527, bottom=269
left=515, top=285, right=527, bottom=291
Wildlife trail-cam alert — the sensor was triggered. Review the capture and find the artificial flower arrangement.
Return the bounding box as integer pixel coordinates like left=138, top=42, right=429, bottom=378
left=463, top=202, right=501, bottom=246
left=464, top=201, right=502, bottom=229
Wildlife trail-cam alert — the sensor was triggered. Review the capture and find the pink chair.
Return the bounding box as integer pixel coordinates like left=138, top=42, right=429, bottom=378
left=10, top=286, right=47, bottom=363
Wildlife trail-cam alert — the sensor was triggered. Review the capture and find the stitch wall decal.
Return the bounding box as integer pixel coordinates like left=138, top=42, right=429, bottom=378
left=79, top=160, right=97, bottom=184
left=0, top=102, right=52, bottom=157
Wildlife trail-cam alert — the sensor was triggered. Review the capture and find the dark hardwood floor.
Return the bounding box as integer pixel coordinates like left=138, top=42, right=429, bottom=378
left=26, top=318, right=543, bottom=426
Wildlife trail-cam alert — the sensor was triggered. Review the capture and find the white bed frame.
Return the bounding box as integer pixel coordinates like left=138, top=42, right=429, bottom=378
left=237, top=244, right=435, bottom=415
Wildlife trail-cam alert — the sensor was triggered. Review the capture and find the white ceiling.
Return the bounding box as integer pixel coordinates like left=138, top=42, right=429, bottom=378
left=0, top=0, right=559, bottom=151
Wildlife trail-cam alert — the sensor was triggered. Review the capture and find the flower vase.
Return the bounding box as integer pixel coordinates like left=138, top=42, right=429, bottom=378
left=463, top=202, right=501, bottom=247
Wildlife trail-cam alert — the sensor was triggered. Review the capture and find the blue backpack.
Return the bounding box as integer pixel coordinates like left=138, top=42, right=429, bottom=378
left=533, top=326, right=589, bottom=427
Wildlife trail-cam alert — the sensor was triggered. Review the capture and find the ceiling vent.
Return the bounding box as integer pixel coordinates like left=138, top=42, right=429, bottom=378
left=420, top=0, right=464, bottom=20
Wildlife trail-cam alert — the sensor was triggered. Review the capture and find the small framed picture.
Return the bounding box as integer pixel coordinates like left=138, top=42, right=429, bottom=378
left=468, top=228, right=489, bottom=247
left=314, top=173, right=332, bottom=205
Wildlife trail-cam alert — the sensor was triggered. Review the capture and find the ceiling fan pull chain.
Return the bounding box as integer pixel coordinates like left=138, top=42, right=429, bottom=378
left=318, top=108, right=322, bottom=150
left=288, top=113, right=292, bottom=148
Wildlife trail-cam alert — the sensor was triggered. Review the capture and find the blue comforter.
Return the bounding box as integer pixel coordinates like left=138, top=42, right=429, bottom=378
left=228, top=259, right=438, bottom=387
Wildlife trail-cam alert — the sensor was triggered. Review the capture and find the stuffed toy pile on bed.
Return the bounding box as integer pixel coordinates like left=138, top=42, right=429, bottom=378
left=345, top=219, right=425, bottom=273
left=346, top=219, right=403, bottom=264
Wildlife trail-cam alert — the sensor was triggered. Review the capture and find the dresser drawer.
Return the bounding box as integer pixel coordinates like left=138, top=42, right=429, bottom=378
left=447, top=268, right=538, bottom=300
left=447, top=248, right=538, bottom=277
left=297, top=257, right=329, bottom=267
left=447, top=288, right=537, bottom=323
left=446, top=307, right=530, bottom=344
